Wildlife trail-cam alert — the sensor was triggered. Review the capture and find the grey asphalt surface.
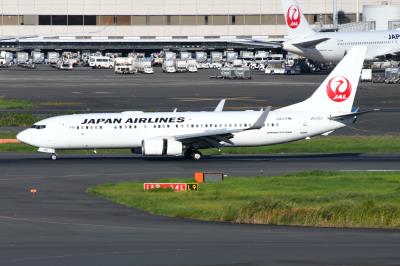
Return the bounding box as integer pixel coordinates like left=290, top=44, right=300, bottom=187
left=0, top=66, right=399, bottom=135
left=1, top=66, right=400, bottom=265
left=1, top=153, right=400, bottom=266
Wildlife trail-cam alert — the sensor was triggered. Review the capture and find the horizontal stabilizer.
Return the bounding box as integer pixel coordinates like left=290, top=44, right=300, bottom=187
left=330, top=109, right=381, bottom=120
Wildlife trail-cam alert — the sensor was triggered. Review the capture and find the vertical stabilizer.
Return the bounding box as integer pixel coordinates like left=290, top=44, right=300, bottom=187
left=282, top=0, right=314, bottom=38
left=280, top=46, right=367, bottom=114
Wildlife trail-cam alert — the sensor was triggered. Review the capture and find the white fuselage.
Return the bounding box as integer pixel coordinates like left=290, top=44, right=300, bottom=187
left=284, top=30, right=400, bottom=63
left=17, top=110, right=348, bottom=151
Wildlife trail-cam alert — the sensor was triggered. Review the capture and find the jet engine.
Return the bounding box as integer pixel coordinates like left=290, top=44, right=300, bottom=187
left=141, top=138, right=183, bottom=156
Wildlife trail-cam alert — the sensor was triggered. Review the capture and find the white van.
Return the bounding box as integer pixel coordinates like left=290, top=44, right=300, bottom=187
left=89, top=56, right=114, bottom=69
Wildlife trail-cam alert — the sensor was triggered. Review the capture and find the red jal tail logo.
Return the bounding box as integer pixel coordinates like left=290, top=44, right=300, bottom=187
left=287, top=5, right=301, bottom=29
left=326, top=76, right=352, bottom=102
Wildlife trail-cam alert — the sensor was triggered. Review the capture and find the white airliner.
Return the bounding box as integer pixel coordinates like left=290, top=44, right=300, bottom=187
left=281, top=0, right=400, bottom=63
left=17, top=46, right=372, bottom=160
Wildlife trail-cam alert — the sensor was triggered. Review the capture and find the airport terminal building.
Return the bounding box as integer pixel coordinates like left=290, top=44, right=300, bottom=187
left=1, top=0, right=400, bottom=50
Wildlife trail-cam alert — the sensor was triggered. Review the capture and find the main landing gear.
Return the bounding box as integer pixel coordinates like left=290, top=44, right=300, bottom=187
left=51, top=153, right=57, bottom=160
left=184, top=150, right=203, bottom=161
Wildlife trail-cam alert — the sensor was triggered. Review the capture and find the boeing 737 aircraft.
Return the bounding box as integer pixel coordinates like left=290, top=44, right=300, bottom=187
left=281, top=0, right=400, bottom=63
left=18, top=46, right=371, bottom=160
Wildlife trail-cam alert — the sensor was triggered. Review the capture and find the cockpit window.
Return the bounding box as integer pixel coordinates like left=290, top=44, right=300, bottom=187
left=31, top=125, right=46, bottom=129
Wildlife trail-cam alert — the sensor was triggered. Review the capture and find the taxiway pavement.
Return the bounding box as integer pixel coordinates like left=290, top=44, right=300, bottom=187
left=1, top=153, right=400, bottom=266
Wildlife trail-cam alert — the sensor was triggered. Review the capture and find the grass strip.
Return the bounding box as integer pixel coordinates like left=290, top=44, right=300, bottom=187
left=0, top=113, right=38, bottom=127
left=0, top=98, right=35, bottom=109
left=88, top=171, right=400, bottom=228
left=0, top=98, right=81, bottom=109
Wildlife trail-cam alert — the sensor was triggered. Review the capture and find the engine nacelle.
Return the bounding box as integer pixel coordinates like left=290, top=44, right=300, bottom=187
left=141, top=138, right=183, bottom=156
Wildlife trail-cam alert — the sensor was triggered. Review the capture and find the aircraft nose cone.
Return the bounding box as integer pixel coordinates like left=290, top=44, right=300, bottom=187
left=16, top=130, right=31, bottom=144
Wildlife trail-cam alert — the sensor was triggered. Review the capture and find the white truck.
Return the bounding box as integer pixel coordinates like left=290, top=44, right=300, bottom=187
left=89, top=56, right=114, bottom=69
left=162, top=60, right=176, bottom=73
left=186, top=59, right=198, bottom=73
left=138, top=61, right=154, bottom=74
left=175, top=60, right=188, bottom=72
left=115, top=64, right=136, bottom=74
left=57, top=59, right=73, bottom=70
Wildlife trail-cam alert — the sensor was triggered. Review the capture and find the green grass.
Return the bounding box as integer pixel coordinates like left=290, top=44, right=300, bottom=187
left=0, top=98, right=81, bottom=110
left=0, top=98, right=35, bottom=109
left=88, top=171, right=400, bottom=228
left=0, top=113, right=38, bottom=127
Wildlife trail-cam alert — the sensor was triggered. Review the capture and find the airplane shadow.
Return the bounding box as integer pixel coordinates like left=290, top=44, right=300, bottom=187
left=9, top=152, right=368, bottom=162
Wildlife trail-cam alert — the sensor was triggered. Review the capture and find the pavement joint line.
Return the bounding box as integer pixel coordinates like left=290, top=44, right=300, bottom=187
left=0, top=247, right=200, bottom=263
left=0, top=215, right=163, bottom=231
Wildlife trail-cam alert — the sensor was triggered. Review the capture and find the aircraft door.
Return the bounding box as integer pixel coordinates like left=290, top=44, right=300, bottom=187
left=300, top=121, right=308, bottom=134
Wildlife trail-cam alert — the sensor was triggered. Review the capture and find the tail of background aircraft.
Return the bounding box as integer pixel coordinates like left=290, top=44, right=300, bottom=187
left=280, top=46, right=367, bottom=114
left=282, top=0, right=314, bottom=37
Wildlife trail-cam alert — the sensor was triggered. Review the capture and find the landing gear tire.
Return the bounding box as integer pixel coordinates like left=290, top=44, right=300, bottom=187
left=184, top=150, right=202, bottom=160
left=51, top=153, right=57, bottom=160
left=191, top=151, right=202, bottom=160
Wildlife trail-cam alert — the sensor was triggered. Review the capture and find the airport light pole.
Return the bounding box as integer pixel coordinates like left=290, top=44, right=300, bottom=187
left=333, top=0, right=338, bottom=28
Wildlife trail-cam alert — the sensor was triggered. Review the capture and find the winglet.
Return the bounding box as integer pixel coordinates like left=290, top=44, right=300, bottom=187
left=214, top=99, right=226, bottom=112
left=248, top=106, right=272, bottom=130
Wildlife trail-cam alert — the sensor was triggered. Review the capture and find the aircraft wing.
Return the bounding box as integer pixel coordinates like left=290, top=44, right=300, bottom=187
left=372, top=48, right=400, bottom=59
left=290, top=37, right=330, bottom=48
left=229, top=39, right=283, bottom=48
left=174, top=107, right=271, bottom=147
left=0, top=35, right=39, bottom=41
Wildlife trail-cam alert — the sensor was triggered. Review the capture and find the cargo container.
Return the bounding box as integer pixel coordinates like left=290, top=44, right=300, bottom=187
left=164, top=51, right=176, bottom=61
left=162, top=60, right=176, bottom=73
left=16, top=52, right=29, bottom=64
left=135, top=60, right=154, bottom=74
left=195, top=51, right=207, bottom=63
left=32, top=51, right=45, bottom=64
left=47, top=52, right=60, bottom=64
left=211, top=51, right=223, bottom=63
left=180, top=51, right=192, bottom=60
left=226, top=51, right=238, bottom=63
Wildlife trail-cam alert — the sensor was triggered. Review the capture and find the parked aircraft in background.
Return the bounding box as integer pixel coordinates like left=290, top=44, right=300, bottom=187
left=17, top=46, right=374, bottom=160
left=281, top=0, right=400, bottom=63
